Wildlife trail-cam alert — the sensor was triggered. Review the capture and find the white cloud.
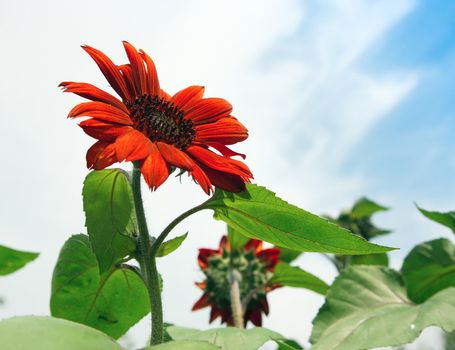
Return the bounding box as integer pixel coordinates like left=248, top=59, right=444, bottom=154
left=0, top=0, right=420, bottom=347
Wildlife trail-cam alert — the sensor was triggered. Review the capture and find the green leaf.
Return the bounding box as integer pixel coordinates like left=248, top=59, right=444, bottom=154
left=0, top=245, right=38, bottom=275
left=0, top=316, right=124, bottom=350
left=156, top=233, right=188, bottom=257
left=445, top=331, right=455, bottom=350
left=167, top=326, right=283, bottom=350
left=227, top=225, right=250, bottom=251
left=350, top=197, right=388, bottom=219
left=277, top=247, right=302, bottom=263
left=147, top=340, right=220, bottom=350
left=417, top=205, right=455, bottom=233
left=204, top=184, right=394, bottom=255
left=50, top=234, right=149, bottom=339
left=311, top=266, right=455, bottom=350
left=270, top=262, right=328, bottom=295
left=402, top=238, right=455, bottom=303
left=276, top=339, right=304, bottom=350
left=83, top=169, right=137, bottom=274
left=350, top=252, right=388, bottom=266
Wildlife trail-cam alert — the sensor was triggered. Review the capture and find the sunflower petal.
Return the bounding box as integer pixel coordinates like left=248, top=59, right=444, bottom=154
left=248, top=308, right=263, bottom=326
left=190, top=163, right=213, bottom=195
left=192, top=293, right=211, bottom=311
left=195, top=281, right=206, bottom=289
left=206, top=142, right=246, bottom=159
left=118, top=64, right=138, bottom=99
left=171, top=86, right=205, bottom=111
left=187, top=146, right=252, bottom=179
left=197, top=248, right=219, bottom=269
left=86, top=141, right=117, bottom=170
left=140, top=144, right=169, bottom=190
left=185, top=98, right=232, bottom=125
left=82, top=45, right=131, bottom=101
left=160, top=89, right=171, bottom=100
left=219, top=236, right=230, bottom=252
left=195, top=117, right=248, bottom=145
left=156, top=142, right=194, bottom=171
left=123, top=41, right=148, bottom=96
left=59, top=82, right=127, bottom=112
left=244, top=239, right=263, bottom=253
left=196, top=162, right=247, bottom=193
left=139, top=49, right=160, bottom=96
left=68, top=101, right=133, bottom=125
left=259, top=297, right=270, bottom=315
left=115, top=129, right=154, bottom=162
left=257, top=248, right=281, bottom=270
left=222, top=310, right=234, bottom=326
left=79, top=119, right=131, bottom=141
left=209, top=307, right=222, bottom=323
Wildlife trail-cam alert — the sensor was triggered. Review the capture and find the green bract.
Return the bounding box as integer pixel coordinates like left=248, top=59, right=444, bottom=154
left=0, top=245, right=38, bottom=275
left=50, top=234, right=149, bottom=339
left=204, top=185, right=394, bottom=255
left=156, top=233, right=188, bottom=257
left=83, top=169, right=137, bottom=274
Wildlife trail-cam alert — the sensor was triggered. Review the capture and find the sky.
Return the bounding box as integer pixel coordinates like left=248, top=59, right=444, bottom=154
left=0, top=0, right=454, bottom=349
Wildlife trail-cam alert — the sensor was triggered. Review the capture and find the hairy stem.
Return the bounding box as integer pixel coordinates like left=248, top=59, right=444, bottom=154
left=131, top=162, right=163, bottom=345
left=229, top=269, right=245, bottom=329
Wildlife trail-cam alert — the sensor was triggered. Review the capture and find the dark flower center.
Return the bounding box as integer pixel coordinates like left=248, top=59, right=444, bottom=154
left=203, top=249, right=270, bottom=310
left=127, top=95, right=195, bottom=149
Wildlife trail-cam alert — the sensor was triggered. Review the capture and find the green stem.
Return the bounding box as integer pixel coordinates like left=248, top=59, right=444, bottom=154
left=131, top=162, right=163, bottom=345
left=150, top=201, right=209, bottom=256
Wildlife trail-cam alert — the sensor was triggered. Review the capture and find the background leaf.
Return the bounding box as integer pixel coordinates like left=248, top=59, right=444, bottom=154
left=0, top=245, right=38, bottom=276
left=227, top=225, right=250, bottom=251
left=311, top=265, right=455, bottom=350
left=50, top=234, right=149, bottom=339
left=349, top=253, right=388, bottom=267
left=147, top=340, right=220, bottom=350
left=277, top=247, right=302, bottom=263
left=402, top=238, right=455, bottom=303
left=276, top=339, right=304, bottom=350
left=0, top=316, right=123, bottom=350
left=417, top=205, right=455, bottom=233
left=205, top=184, right=394, bottom=255
left=270, top=262, right=328, bottom=295
left=157, top=233, right=188, bottom=257
left=350, top=197, right=388, bottom=219
left=83, top=169, right=137, bottom=274
left=166, top=326, right=282, bottom=350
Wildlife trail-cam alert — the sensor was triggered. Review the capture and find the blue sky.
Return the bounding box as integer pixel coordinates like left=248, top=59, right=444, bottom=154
left=351, top=0, right=455, bottom=200
left=0, top=0, right=454, bottom=348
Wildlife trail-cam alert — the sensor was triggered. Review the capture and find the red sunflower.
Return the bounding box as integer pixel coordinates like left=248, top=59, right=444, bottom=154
left=193, top=236, right=281, bottom=326
left=60, top=41, right=252, bottom=194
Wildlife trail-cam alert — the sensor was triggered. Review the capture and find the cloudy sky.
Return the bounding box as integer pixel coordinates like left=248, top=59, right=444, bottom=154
left=1, top=0, right=454, bottom=348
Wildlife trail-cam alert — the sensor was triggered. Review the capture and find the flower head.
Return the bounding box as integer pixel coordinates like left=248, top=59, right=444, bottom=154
left=193, top=236, right=280, bottom=326
left=61, top=42, right=252, bottom=194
